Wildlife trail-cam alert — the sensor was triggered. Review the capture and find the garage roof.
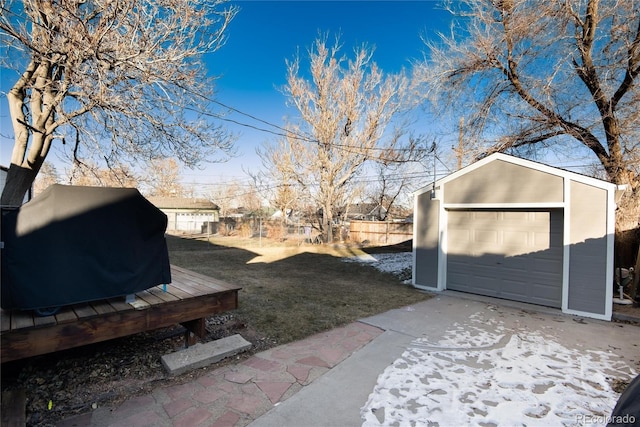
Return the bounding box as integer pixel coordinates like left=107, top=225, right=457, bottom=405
left=416, top=153, right=616, bottom=197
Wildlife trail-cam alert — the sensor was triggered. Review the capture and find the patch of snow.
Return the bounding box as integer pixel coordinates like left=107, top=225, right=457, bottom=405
left=343, top=252, right=412, bottom=278
left=361, top=312, right=635, bottom=426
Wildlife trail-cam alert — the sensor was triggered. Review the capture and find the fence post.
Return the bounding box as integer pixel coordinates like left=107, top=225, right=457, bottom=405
left=386, top=221, right=389, bottom=244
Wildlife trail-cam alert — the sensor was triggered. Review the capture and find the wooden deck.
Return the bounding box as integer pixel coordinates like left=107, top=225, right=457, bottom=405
left=0, top=265, right=241, bottom=364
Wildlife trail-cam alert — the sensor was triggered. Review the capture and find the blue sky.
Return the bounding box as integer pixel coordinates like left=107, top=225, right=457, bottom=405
left=0, top=1, right=453, bottom=188
left=193, top=0, right=452, bottom=183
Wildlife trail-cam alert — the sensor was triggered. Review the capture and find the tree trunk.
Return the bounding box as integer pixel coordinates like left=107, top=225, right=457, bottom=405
left=323, top=204, right=333, bottom=244
left=1, top=164, right=37, bottom=208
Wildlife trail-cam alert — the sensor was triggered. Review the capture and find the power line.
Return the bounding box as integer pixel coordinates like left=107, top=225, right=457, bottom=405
left=188, top=93, right=427, bottom=163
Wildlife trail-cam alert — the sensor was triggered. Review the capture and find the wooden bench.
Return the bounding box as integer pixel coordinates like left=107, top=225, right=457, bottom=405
left=0, top=265, right=241, bottom=364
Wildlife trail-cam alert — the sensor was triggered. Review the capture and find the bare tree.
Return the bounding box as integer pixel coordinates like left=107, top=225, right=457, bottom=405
left=255, top=148, right=298, bottom=210
left=0, top=0, right=237, bottom=207
left=144, top=158, right=185, bottom=197
left=68, top=162, right=139, bottom=188
left=239, top=183, right=263, bottom=217
left=32, top=161, right=60, bottom=195
left=259, top=35, right=418, bottom=243
left=205, top=178, right=254, bottom=219
left=367, top=161, right=413, bottom=221
left=418, top=0, right=640, bottom=225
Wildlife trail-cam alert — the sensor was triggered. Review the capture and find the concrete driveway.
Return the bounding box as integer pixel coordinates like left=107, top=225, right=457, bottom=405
left=250, top=292, right=639, bottom=427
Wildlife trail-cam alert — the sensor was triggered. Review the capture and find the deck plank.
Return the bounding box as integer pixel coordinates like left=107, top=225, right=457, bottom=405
left=91, top=301, right=117, bottom=315
left=148, top=285, right=180, bottom=302
left=54, top=307, right=78, bottom=324
left=170, top=267, right=236, bottom=295
left=73, top=304, right=99, bottom=319
left=106, top=297, right=131, bottom=312
left=134, top=290, right=165, bottom=306
left=167, top=275, right=207, bottom=297
left=33, top=314, right=57, bottom=327
left=128, top=298, right=151, bottom=310
left=1, top=265, right=241, bottom=363
left=163, top=283, right=196, bottom=300
left=178, top=271, right=237, bottom=293
left=171, top=265, right=238, bottom=291
left=11, top=312, right=34, bottom=330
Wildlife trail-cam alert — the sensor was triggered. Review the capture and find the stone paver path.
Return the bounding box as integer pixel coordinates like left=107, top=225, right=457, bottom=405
left=58, top=321, right=383, bottom=427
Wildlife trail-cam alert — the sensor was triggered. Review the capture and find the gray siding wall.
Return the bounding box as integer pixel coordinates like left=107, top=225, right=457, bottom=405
left=443, top=160, right=564, bottom=204
left=0, top=168, right=6, bottom=193
left=568, top=181, right=608, bottom=315
left=415, top=192, right=439, bottom=287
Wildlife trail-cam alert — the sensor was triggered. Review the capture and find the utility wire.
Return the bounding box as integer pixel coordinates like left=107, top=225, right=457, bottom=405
left=189, top=93, right=427, bottom=162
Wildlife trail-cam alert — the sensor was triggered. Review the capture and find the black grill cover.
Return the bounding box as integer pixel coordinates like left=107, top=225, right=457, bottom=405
left=608, top=374, right=640, bottom=426
left=1, top=184, right=171, bottom=311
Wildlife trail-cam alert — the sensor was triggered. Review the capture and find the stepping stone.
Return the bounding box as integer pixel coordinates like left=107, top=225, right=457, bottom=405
left=162, top=334, right=251, bottom=376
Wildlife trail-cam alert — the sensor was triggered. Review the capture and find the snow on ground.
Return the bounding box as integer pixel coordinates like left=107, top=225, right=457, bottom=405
left=360, top=312, right=634, bottom=427
left=347, top=252, right=636, bottom=426
left=343, top=252, right=412, bottom=279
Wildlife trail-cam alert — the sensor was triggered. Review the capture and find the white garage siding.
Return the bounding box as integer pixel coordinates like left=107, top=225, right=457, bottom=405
left=446, top=210, right=563, bottom=308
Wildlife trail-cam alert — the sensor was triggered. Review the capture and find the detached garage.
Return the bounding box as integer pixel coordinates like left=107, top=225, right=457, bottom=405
left=413, top=153, right=618, bottom=320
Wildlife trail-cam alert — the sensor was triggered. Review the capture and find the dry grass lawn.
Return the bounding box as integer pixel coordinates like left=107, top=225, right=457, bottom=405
left=2, top=234, right=431, bottom=426
left=167, top=234, right=431, bottom=345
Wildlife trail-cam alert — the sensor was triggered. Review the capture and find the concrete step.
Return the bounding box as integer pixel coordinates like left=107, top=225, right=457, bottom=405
left=161, top=334, right=252, bottom=376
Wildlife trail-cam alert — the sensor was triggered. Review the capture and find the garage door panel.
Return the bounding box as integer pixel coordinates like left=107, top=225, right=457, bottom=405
left=502, top=211, right=527, bottom=220
left=468, top=277, right=500, bottom=294
left=503, top=230, right=531, bottom=248
left=532, top=232, right=552, bottom=247
left=530, top=285, right=562, bottom=300
left=501, top=279, right=530, bottom=292
left=531, top=258, right=562, bottom=272
left=501, top=287, right=529, bottom=300
left=499, top=256, right=531, bottom=272
left=448, top=257, right=497, bottom=293
left=448, top=211, right=472, bottom=226
left=475, top=229, right=499, bottom=245
left=447, top=209, right=563, bottom=308
left=499, top=268, right=531, bottom=283
left=448, top=229, right=472, bottom=247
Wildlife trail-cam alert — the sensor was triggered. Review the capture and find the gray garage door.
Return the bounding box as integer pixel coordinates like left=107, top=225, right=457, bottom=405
left=447, top=210, right=563, bottom=308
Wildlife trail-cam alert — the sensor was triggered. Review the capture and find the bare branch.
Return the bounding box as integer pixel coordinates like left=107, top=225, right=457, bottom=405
left=261, top=36, right=416, bottom=243
left=417, top=0, right=640, bottom=197
left=0, top=0, right=238, bottom=205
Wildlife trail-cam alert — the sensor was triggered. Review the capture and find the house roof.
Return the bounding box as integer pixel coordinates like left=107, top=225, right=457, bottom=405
left=415, top=152, right=617, bottom=196
left=147, top=196, right=219, bottom=210
left=346, top=203, right=386, bottom=216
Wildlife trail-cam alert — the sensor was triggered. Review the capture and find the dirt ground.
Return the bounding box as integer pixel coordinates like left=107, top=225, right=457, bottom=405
left=1, top=313, right=266, bottom=426
left=613, top=299, right=640, bottom=320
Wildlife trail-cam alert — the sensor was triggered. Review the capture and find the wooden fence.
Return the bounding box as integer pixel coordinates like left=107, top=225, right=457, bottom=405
left=349, top=220, right=413, bottom=246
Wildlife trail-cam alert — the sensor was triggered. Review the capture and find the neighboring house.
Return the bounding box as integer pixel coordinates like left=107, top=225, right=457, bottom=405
left=413, top=152, right=621, bottom=321
left=147, top=196, right=220, bottom=233
left=345, top=203, right=387, bottom=221
left=225, top=206, right=261, bottom=219
left=271, top=208, right=295, bottom=222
